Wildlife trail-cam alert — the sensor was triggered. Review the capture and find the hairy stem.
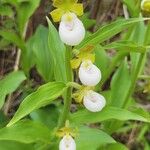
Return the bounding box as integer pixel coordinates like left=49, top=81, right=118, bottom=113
left=57, top=46, right=73, bottom=128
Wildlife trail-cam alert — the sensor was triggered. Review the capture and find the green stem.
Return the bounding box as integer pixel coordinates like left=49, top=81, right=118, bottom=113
left=67, top=82, right=82, bottom=89
left=57, top=46, right=73, bottom=128
left=139, top=75, right=150, bottom=80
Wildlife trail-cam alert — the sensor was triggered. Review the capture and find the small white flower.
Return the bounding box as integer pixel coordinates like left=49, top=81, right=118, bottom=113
left=59, top=12, right=85, bottom=46
left=83, top=90, right=106, bottom=112
left=79, top=60, right=101, bottom=86
left=59, top=135, right=76, bottom=150
left=141, top=0, right=150, bottom=12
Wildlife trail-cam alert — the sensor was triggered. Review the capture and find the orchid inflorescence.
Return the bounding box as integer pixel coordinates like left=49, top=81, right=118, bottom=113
left=50, top=0, right=106, bottom=149
left=49, top=0, right=150, bottom=149
left=50, top=0, right=106, bottom=112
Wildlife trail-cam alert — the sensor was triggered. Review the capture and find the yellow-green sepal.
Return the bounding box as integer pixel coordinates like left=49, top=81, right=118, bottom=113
left=50, top=8, right=64, bottom=22
left=79, top=53, right=95, bottom=63
left=56, top=120, right=78, bottom=138
left=50, top=0, right=83, bottom=22
left=70, top=45, right=95, bottom=69
left=72, top=86, right=94, bottom=103
left=70, top=3, right=83, bottom=16
left=71, top=58, right=82, bottom=69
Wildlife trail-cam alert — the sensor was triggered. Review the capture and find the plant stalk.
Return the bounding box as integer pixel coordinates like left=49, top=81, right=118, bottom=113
left=57, top=46, right=73, bottom=128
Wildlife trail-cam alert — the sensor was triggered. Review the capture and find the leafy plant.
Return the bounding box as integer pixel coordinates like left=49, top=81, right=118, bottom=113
left=0, top=0, right=150, bottom=150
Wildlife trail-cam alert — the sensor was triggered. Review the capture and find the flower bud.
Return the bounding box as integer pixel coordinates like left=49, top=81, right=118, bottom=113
left=59, top=135, right=76, bottom=150
left=83, top=90, right=106, bottom=112
left=59, top=12, right=85, bottom=46
left=141, top=0, right=150, bottom=12
left=79, top=60, right=101, bottom=86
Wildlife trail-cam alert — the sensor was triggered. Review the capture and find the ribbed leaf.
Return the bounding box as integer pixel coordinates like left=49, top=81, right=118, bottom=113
left=0, top=71, right=26, bottom=109
left=70, top=106, right=150, bottom=125
left=7, top=82, right=66, bottom=126
left=0, top=120, right=51, bottom=143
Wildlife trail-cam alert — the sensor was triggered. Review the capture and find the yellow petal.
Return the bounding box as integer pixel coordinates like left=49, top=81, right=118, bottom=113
left=72, top=92, right=84, bottom=103
left=50, top=8, right=64, bottom=22
left=70, top=3, right=83, bottom=16
left=70, top=58, right=82, bottom=69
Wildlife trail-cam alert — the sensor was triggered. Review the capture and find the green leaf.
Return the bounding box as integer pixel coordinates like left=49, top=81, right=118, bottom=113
left=7, top=82, right=66, bottom=126
left=0, top=5, right=13, bottom=17
left=0, top=39, right=10, bottom=50
left=76, top=126, right=116, bottom=150
left=104, top=60, right=132, bottom=133
left=110, top=60, right=131, bottom=107
left=0, top=141, right=34, bottom=150
left=16, top=0, right=41, bottom=34
left=123, top=0, right=140, bottom=17
left=22, top=25, right=54, bottom=81
left=104, top=41, right=146, bottom=53
left=104, top=143, right=128, bottom=150
left=76, top=18, right=150, bottom=49
left=70, top=106, right=149, bottom=125
left=47, top=17, right=67, bottom=82
left=30, top=105, right=59, bottom=129
left=21, top=34, right=35, bottom=74
left=0, top=30, right=25, bottom=50
left=80, top=13, right=96, bottom=29
left=32, top=25, right=54, bottom=81
left=95, top=45, right=110, bottom=78
left=0, top=120, right=51, bottom=143
left=0, top=71, right=26, bottom=109
left=1, top=0, right=29, bottom=5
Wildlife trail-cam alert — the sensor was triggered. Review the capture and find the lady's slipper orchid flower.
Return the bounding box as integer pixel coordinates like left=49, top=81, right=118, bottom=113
left=141, top=0, right=150, bottom=12
left=79, top=60, right=101, bottom=86
left=59, top=12, right=85, bottom=46
left=59, top=135, right=76, bottom=150
left=83, top=90, right=106, bottom=112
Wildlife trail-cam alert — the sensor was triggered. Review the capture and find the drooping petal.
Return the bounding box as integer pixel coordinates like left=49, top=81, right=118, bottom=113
left=59, top=13, right=85, bottom=46
left=83, top=90, right=106, bottom=112
left=50, top=8, right=64, bottom=22
left=79, top=60, right=101, bottom=86
left=59, top=135, right=76, bottom=150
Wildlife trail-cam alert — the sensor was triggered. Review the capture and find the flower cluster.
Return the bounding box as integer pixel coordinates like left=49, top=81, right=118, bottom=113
left=72, top=48, right=106, bottom=112
left=141, top=0, right=150, bottom=13
left=50, top=1, right=106, bottom=149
